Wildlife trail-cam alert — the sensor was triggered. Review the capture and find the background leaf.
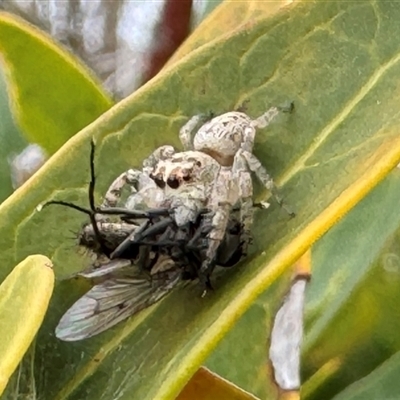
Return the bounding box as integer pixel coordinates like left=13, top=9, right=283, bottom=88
left=300, top=168, right=400, bottom=399
left=331, top=350, right=400, bottom=400
left=0, top=12, right=112, bottom=154
left=0, top=66, right=27, bottom=202
left=168, top=0, right=288, bottom=66
left=0, top=254, right=54, bottom=395
left=2, top=1, right=400, bottom=399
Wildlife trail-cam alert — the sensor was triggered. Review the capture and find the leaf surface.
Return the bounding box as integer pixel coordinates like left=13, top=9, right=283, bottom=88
left=169, top=0, right=288, bottom=66
left=176, top=367, right=260, bottom=400
left=1, top=1, right=400, bottom=399
left=0, top=12, right=113, bottom=154
left=0, top=66, right=27, bottom=202
left=332, top=351, right=400, bottom=400
left=301, top=169, right=400, bottom=399
left=0, top=254, right=54, bottom=395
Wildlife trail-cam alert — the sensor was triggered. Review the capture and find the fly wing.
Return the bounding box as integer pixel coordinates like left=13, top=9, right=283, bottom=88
left=56, top=267, right=181, bottom=341
left=78, top=259, right=134, bottom=280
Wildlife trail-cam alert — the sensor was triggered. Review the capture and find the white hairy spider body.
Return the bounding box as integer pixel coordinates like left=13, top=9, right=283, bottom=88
left=101, top=105, right=292, bottom=285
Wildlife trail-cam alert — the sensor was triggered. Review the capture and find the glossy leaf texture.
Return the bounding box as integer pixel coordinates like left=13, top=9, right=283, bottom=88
left=0, top=12, right=113, bottom=154
left=0, top=255, right=54, bottom=395
left=301, top=168, right=400, bottom=399
left=1, top=1, right=400, bottom=399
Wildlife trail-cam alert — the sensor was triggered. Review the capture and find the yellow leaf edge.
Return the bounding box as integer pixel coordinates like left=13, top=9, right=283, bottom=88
left=167, top=0, right=291, bottom=67
left=0, top=254, right=54, bottom=395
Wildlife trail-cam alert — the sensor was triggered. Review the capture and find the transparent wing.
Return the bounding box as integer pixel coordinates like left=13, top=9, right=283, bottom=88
left=56, top=268, right=181, bottom=341
left=77, top=259, right=134, bottom=280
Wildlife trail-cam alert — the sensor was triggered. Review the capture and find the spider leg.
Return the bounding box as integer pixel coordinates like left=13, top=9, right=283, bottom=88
left=102, top=169, right=142, bottom=208
left=244, top=104, right=290, bottom=153
left=142, top=145, right=176, bottom=173
left=232, top=152, right=254, bottom=251
left=199, top=202, right=231, bottom=291
left=179, top=115, right=204, bottom=151
left=252, top=106, right=280, bottom=129
left=102, top=145, right=175, bottom=208
left=240, top=150, right=295, bottom=217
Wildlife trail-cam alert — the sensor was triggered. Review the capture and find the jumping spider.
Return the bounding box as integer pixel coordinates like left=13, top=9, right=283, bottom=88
left=104, top=104, right=294, bottom=287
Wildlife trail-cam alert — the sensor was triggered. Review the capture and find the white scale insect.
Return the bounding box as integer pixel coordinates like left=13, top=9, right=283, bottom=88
left=55, top=105, right=293, bottom=341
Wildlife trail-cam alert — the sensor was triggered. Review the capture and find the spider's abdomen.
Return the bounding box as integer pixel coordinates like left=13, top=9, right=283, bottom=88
left=193, top=112, right=254, bottom=166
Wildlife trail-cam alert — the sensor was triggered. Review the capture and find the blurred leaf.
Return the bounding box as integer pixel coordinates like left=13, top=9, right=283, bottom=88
left=169, top=0, right=288, bottom=66
left=331, top=351, right=400, bottom=400
left=0, top=65, right=27, bottom=203
left=144, top=0, right=192, bottom=83
left=176, top=367, right=260, bottom=400
left=0, top=12, right=113, bottom=154
left=0, top=255, right=54, bottom=395
left=191, top=0, right=225, bottom=29
left=1, top=1, right=400, bottom=400
left=301, top=169, right=400, bottom=399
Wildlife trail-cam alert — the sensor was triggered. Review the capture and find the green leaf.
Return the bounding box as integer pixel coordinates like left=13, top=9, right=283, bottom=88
left=331, top=351, right=400, bottom=400
left=0, top=65, right=27, bottom=203
left=0, top=254, right=54, bottom=395
left=301, top=170, right=400, bottom=399
left=170, top=0, right=287, bottom=66
left=2, top=1, right=400, bottom=399
left=205, top=272, right=293, bottom=399
left=0, top=12, right=113, bottom=154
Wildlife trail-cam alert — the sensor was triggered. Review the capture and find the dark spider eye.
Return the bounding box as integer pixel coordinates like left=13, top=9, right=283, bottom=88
left=167, top=177, right=180, bottom=189
left=150, top=173, right=165, bottom=188
left=182, top=168, right=191, bottom=181
left=196, top=161, right=202, bottom=167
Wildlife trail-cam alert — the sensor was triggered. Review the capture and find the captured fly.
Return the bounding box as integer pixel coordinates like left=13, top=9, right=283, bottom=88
left=40, top=141, right=249, bottom=341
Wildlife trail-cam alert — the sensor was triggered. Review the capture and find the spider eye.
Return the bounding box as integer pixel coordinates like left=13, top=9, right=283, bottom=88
left=167, top=176, right=180, bottom=189
left=150, top=173, right=165, bottom=188
left=182, top=168, right=192, bottom=181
